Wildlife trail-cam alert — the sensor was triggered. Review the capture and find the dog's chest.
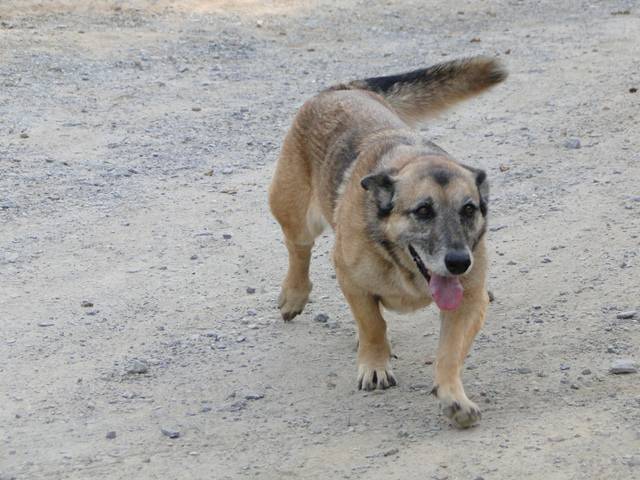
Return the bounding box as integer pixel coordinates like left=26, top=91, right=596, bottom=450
left=377, top=268, right=432, bottom=313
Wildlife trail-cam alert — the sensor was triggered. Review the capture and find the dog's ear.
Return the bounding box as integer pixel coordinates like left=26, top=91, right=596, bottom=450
left=461, top=164, right=489, bottom=216
left=361, top=171, right=395, bottom=217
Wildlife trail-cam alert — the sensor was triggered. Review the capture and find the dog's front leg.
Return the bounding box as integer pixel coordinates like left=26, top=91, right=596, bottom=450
left=432, top=288, right=488, bottom=428
left=341, top=287, right=397, bottom=391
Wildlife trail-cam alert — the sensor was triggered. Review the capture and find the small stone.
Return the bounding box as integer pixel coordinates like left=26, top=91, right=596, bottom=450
left=541, top=257, right=552, bottom=263
left=246, top=287, right=256, bottom=294
left=314, top=313, right=329, bottom=323
left=564, top=138, right=581, bottom=149
left=161, top=427, right=180, bottom=438
left=560, top=364, right=570, bottom=371
left=609, top=359, right=637, bottom=374
left=246, top=309, right=257, bottom=316
left=517, top=367, right=532, bottom=375
left=630, top=87, right=638, bottom=93
left=204, top=331, right=219, bottom=340
left=499, top=164, right=510, bottom=172
left=616, top=310, right=636, bottom=319
left=192, top=106, right=202, bottom=111
left=383, top=447, right=399, bottom=457
left=222, top=233, right=232, bottom=240
left=125, top=358, right=149, bottom=374
left=190, top=254, right=198, bottom=260
left=221, top=168, right=234, bottom=175
left=623, top=455, right=640, bottom=467
left=325, top=319, right=339, bottom=329
left=570, top=383, right=580, bottom=390
left=106, top=431, right=116, bottom=439
left=228, top=400, right=247, bottom=412
left=581, top=368, right=591, bottom=375
left=38, top=321, right=55, bottom=327
left=236, top=336, right=246, bottom=343
left=19, top=132, right=29, bottom=139
left=81, top=300, right=94, bottom=308
left=607, top=345, right=617, bottom=354
left=245, top=392, right=265, bottom=400
left=85, top=310, right=98, bottom=316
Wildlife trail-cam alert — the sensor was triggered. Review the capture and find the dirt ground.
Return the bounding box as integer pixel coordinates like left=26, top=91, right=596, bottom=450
left=1, top=1, right=639, bottom=479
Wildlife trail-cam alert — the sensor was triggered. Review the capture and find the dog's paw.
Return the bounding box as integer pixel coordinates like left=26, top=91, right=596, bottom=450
left=277, top=283, right=311, bottom=321
left=432, top=385, right=481, bottom=429
left=357, top=361, right=397, bottom=391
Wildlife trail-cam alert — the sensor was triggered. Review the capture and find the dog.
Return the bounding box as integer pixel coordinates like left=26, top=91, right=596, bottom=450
left=269, top=56, right=506, bottom=428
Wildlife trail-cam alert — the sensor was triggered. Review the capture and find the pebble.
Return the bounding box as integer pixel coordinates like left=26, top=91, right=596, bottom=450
left=221, top=168, right=234, bottom=175
left=228, top=400, right=247, bottom=412
left=106, top=431, right=116, bottom=439
left=236, top=336, right=246, bottom=343
left=190, top=254, right=198, bottom=260
left=560, top=364, right=570, bottom=371
left=246, top=309, right=257, bottom=316
left=325, top=319, right=339, bottom=329
left=616, top=310, right=636, bottom=319
left=564, top=138, right=581, bottom=149
left=80, top=300, right=94, bottom=308
left=383, top=447, right=399, bottom=457
left=314, top=313, right=329, bottom=323
left=125, top=358, right=149, bottom=374
left=222, top=233, right=232, bottom=239
left=623, top=456, right=640, bottom=467
left=570, top=383, right=580, bottom=390
left=609, top=359, right=637, bottom=374
left=245, top=392, right=265, bottom=400
left=581, top=368, right=592, bottom=375
left=37, top=321, right=55, bottom=327
left=517, top=367, right=532, bottom=374
left=204, top=331, right=219, bottom=340
left=246, top=287, right=256, bottom=294
left=161, top=427, right=180, bottom=439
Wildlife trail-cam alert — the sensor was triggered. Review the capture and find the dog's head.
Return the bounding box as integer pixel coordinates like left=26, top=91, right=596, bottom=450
left=361, top=155, right=488, bottom=310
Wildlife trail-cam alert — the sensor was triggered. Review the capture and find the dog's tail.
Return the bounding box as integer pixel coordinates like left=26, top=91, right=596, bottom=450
left=328, top=56, right=507, bottom=125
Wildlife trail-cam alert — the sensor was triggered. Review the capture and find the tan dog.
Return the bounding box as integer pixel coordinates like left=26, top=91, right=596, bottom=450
left=269, top=57, right=506, bottom=428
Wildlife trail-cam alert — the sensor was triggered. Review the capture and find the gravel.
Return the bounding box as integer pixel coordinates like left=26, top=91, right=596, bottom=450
left=609, top=359, right=637, bottom=374
left=124, top=358, right=149, bottom=375
left=160, top=427, right=180, bottom=439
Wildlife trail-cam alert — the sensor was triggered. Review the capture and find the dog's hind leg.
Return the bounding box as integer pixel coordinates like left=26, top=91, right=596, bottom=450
left=269, top=133, right=325, bottom=321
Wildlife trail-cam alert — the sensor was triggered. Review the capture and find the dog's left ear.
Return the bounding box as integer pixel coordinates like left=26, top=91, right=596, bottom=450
left=361, top=171, right=395, bottom=217
left=462, top=164, right=489, bottom=216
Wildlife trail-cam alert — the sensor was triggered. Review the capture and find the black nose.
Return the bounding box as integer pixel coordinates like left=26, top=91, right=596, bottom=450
left=444, top=250, right=471, bottom=275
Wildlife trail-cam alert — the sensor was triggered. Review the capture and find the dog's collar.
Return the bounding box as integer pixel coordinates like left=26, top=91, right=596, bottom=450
left=408, top=244, right=431, bottom=283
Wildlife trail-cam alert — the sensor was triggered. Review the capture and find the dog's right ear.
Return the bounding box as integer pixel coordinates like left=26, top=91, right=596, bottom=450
left=361, top=171, right=395, bottom=217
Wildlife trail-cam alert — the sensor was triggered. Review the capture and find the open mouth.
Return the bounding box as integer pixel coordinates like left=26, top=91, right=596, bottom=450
left=408, top=244, right=464, bottom=311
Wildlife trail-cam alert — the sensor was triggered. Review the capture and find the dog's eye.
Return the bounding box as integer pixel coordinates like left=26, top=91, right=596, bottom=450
left=414, top=204, right=435, bottom=220
left=461, top=203, right=477, bottom=218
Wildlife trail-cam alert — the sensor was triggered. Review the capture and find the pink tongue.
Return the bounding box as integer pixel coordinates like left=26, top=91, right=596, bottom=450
left=429, top=274, right=464, bottom=311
